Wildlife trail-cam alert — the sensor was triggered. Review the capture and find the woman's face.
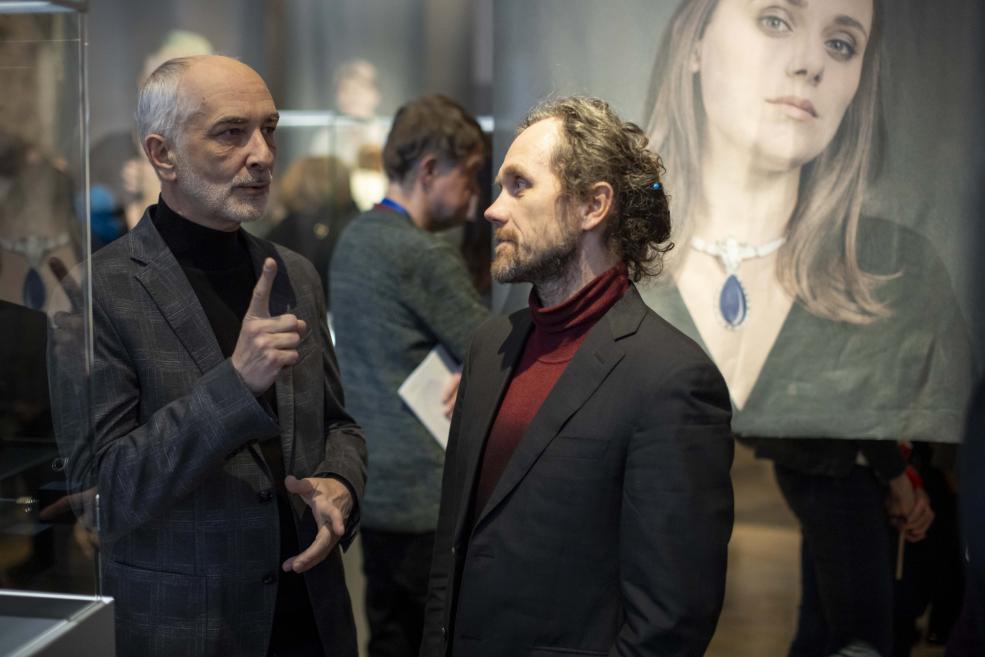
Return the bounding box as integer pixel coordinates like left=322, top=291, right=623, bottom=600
left=695, top=0, right=873, bottom=171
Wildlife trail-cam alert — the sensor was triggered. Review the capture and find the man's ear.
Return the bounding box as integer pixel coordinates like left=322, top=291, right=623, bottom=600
left=416, top=154, right=439, bottom=190
left=579, top=181, right=615, bottom=232
left=144, top=134, right=176, bottom=182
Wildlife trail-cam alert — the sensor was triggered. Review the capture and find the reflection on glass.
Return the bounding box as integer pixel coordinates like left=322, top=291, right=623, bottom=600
left=0, top=4, right=95, bottom=599
left=266, top=155, right=359, bottom=309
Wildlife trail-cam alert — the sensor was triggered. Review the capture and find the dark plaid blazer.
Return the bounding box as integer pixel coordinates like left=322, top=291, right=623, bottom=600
left=51, top=208, right=366, bottom=657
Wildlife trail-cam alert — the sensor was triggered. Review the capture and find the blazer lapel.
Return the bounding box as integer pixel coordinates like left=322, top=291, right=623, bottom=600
left=452, top=310, right=532, bottom=543
left=242, top=235, right=310, bottom=517
left=243, top=238, right=297, bottom=427
left=130, top=212, right=224, bottom=375
left=472, top=286, right=649, bottom=530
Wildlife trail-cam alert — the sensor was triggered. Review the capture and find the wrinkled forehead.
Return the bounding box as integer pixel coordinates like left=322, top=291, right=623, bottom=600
left=179, top=60, right=277, bottom=125
left=500, top=118, right=561, bottom=175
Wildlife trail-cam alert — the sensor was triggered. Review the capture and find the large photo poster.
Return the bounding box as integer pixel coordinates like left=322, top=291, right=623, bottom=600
left=494, top=0, right=983, bottom=442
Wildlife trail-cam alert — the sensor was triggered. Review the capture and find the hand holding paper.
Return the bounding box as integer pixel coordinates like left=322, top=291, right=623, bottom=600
left=398, top=346, right=458, bottom=449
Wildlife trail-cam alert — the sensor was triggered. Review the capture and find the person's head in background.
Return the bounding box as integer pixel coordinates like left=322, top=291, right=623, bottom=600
left=139, top=29, right=214, bottom=86
left=277, top=155, right=354, bottom=222
left=334, top=59, right=381, bottom=120
left=268, top=156, right=356, bottom=307
left=646, top=0, right=886, bottom=322
left=382, top=94, right=486, bottom=232
left=136, top=55, right=278, bottom=232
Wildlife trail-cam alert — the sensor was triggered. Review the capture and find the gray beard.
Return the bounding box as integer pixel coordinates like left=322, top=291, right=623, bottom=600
left=173, top=154, right=268, bottom=224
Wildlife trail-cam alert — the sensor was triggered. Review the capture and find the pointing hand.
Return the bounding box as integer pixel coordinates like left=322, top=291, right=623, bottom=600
left=231, top=258, right=307, bottom=395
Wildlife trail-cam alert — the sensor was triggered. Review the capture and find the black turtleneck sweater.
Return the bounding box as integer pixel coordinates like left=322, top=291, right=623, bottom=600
left=151, top=198, right=285, bottom=476
left=151, top=198, right=320, bottom=652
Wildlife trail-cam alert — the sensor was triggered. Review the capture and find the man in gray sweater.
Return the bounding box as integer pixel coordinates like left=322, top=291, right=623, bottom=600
left=330, top=95, right=489, bottom=657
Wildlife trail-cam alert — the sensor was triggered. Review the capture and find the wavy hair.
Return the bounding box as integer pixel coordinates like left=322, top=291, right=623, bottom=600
left=520, top=96, right=673, bottom=282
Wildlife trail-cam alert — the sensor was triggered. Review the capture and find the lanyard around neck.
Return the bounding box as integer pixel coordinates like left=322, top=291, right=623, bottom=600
left=379, top=197, right=410, bottom=218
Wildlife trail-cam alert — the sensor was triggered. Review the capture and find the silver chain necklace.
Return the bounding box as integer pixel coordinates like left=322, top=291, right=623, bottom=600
left=690, top=235, right=785, bottom=330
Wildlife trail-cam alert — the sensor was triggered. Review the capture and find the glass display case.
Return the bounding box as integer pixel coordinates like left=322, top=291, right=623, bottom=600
left=0, top=590, right=113, bottom=657
left=0, top=4, right=110, bottom=647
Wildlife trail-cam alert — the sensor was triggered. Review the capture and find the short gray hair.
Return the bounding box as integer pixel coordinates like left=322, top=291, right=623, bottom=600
left=135, top=56, right=201, bottom=144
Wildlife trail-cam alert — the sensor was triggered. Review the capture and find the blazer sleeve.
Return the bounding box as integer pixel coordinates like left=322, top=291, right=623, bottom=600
left=75, top=291, right=282, bottom=543
left=611, top=357, right=734, bottom=657
left=420, top=333, right=475, bottom=657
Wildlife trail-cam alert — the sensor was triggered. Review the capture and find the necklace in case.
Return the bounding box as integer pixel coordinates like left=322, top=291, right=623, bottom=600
left=0, top=233, right=70, bottom=309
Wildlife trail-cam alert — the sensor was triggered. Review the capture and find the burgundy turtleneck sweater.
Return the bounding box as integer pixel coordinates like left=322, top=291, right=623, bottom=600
left=472, top=263, right=630, bottom=516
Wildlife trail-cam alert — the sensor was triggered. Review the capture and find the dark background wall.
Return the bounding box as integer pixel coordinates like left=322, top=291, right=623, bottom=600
left=87, top=0, right=485, bottom=144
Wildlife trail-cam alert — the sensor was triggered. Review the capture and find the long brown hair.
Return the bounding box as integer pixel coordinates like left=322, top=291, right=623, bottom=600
left=645, top=0, right=891, bottom=323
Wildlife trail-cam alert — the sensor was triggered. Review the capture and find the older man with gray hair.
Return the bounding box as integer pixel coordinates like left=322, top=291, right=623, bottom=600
left=50, top=55, right=366, bottom=657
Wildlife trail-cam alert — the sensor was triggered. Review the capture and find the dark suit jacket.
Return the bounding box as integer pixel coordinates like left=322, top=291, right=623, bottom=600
left=48, top=210, right=367, bottom=657
left=421, top=286, right=734, bottom=657
left=962, top=377, right=985, bottom=606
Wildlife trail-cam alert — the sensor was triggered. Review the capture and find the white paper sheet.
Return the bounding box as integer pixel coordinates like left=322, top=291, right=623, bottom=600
left=398, top=345, right=457, bottom=449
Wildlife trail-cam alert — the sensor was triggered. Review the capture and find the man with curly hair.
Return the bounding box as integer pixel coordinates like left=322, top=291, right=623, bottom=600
left=420, top=96, right=735, bottom=657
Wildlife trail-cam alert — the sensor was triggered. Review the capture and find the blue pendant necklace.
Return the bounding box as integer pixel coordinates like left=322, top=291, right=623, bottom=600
left=690, top=235, right=785, bottom=330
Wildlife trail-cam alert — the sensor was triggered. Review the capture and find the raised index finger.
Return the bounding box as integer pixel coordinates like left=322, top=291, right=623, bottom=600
left=247, top=258, right=276, bottom=319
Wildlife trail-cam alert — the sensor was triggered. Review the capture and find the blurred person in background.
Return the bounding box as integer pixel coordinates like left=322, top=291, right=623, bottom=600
left=331, top=94, right=489, bottom=657
left=267, top=155, right=359, bottom=310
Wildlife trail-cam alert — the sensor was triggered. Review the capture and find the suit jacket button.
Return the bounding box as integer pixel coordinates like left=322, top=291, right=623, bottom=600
left=258, top=489, right=274, bottom=503
left=262, top=572, right=277, bottom=585
left=450, top=545, right=456, bottom=556
left=441, top=626, right=447, bottom=640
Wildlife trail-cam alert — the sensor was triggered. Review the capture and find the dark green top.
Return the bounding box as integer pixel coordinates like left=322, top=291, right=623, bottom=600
left=639, top=217, right=974, bottom=446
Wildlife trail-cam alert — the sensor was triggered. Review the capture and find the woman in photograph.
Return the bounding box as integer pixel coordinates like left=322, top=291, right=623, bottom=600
left=640, top=0, right=972, bottom=655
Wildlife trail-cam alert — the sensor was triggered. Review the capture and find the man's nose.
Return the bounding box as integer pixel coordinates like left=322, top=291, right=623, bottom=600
left=484, top=190, right=507, bottom=225
left=247, top=128, right=275, bottom=170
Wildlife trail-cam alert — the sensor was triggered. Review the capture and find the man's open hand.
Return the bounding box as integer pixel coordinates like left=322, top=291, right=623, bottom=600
left=232, top=258, right=307, bottom=395
left=282, top=475, right=353, bottom=573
